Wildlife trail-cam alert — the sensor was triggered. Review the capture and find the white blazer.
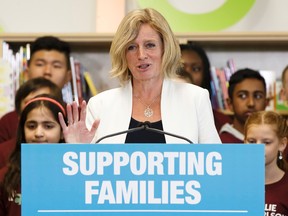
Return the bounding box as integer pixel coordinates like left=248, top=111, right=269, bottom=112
left=86, top=79, right=221, bottom=144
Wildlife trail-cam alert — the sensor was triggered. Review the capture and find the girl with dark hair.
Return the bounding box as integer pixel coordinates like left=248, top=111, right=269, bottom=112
left=180, top=42, right=232, bottom=132
left=0, top=94, right=67, bottom=216
left=180, top=42, right=212, bottom=95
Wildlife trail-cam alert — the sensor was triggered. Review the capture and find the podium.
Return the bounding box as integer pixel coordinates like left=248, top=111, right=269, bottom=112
left=22, top=144, right=264, bottom=216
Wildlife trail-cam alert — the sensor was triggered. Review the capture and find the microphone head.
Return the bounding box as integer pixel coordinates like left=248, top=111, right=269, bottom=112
left=137, top=121, right=151, bottom=128
left=143, top=121, right=151, bottom=127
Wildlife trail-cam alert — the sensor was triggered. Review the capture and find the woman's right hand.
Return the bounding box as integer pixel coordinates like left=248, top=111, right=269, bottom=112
left=58, top=100, right=100, bottom=143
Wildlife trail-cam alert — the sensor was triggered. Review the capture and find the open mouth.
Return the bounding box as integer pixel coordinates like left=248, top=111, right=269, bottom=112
left=138, top=64, right=150, bottom=69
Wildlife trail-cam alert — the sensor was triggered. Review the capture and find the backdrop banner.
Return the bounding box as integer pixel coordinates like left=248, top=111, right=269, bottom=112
left=22, top=144, right=264, bottom=216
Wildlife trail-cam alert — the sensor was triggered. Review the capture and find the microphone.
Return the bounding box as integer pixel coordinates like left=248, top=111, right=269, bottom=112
left=95, top=121, right=193, bottom=144
left=141, top=121, right=193, bottom=144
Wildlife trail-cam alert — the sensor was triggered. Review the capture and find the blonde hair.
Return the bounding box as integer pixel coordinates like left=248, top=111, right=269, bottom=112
left=110, top=8, right=181, bottom=85
left=244, top=110, right=288, bottom=171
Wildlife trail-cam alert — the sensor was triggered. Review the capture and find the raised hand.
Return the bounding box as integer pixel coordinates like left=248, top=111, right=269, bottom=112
left=58, top=100, right=100, bottom=143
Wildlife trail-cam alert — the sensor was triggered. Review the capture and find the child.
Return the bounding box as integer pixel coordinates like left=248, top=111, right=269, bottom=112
left=280, top=65, right=288, bottom=104
left=279, top=65, right=288, bottom=161
left=0, top=35, right=72, bottom=144
left=0, top=94, right=67, bottom=216
left=244, top=111, right=288, bottom=215
left=0, top=78, right=63, bottom=170
left=180, top=42, right=231, bottom=132
left=0, top=77, right=62, bottom=144
left=24, top=35, right=71, bottom=88
left=220, top=68, right=269, bottom=143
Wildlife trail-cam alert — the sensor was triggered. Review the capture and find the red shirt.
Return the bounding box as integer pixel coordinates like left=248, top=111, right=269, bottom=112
left=265, top=172, right=288, bottom=215
left=213, top=109, right=232, bottom=132
left=220, top=132, right=243, bottom=143
left=0, top=138, right=16, bottom=169
left=0, top=111, right=18, bottom=144
left=0, top=166, right=21, bottom=216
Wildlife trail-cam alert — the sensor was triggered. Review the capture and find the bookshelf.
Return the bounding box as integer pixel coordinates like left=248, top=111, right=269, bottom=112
left=1, top=32, right=288, bottom=73
left=1, top=32, right=288, bottom=114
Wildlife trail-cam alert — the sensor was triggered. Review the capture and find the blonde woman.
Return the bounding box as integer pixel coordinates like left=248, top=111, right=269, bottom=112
left=60, top=8, right=221, bottom=144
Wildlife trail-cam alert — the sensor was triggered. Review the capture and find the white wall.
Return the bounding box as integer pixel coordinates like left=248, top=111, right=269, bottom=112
left=1, top=0, right=288, bottom=33
left=0, top=0, right=96, bottom=32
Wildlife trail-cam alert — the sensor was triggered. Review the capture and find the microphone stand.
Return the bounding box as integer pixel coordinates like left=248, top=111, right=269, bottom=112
left=142, top=122, right=193, bottom=144
left=95, top=121, right=193, bottom=144
left=95, top=125, right=145, bottom=143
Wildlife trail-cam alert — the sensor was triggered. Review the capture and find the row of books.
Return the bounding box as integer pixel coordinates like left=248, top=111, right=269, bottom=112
left=210, top=59, right=280, bottom=112
left=210, top=59, right=235, bottom=111
left=66, top=56, right=98, bottom=105
left=0, top=42, right=98, bottom=117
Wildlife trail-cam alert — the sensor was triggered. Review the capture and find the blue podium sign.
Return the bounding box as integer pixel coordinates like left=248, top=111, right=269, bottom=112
left=22, top=144, right=264, bottom=216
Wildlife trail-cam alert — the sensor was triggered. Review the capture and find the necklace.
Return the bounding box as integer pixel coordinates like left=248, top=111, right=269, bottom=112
left=134, top=94, right=160, bottom=118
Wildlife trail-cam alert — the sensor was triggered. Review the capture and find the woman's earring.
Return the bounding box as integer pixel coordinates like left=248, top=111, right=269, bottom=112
left=279, top=151, right=283, bottom=160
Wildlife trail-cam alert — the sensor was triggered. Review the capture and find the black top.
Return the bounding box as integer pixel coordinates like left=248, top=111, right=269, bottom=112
left=125, top=118, right=166, bottom=143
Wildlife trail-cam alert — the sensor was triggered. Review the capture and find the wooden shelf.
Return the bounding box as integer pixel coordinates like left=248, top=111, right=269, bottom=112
left=0, top=33, right=114, bottom=54
left=1, top=31, right=288, bottom=45
left=0, top=33, right=114, bottom=43
left=175, top=32, right=288, bottom=43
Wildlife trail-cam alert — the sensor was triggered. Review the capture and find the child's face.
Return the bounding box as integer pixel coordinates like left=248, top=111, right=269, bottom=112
left=280, top=69, right=288, bottom=101
left=26, top=50, right=71, bottom=88
left=181, top=50, right=204, bottom=87
left=245, top=124, right=286, bottom=167
left=24, top=106, right=63, bottom=143
left=229, top=78, right=267, bottom=124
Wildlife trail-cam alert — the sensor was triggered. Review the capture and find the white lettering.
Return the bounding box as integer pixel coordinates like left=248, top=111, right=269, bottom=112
left=206, top=152, right=222, bottom=175
left=113, top=152, right=129, bottom=175
left=62, top=152, right=78, bottom=175
left=148, top=152, right=164, bottom=175
left=130, top=152, right=146, bottom=175
left=85, top=181, right=99, bottom=204
left=185, top=180, right=201, bottom=204
left=164, top=152, right=179, bottom=175
left=79, top=152, right=96, bottom=175
left=116, top=181, right=138, bottom=204
left=170, top=181, right=184, bottom=204
left=98, top=181, right=115, bottom=204
left=97, top=152, right=113, bottom=175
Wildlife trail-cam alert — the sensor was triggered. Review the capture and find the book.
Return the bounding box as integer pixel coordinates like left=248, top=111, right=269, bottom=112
left=259, top=70, right=276, bottom=111
left=0, top=59, right=15, bottom=117
left=61, top=82, right=73, bottom=104
left=69, top=56, right=79, bottom=105
left=275, top=79, right=288, bottom=111
left=74, top=60, right=83, bottom=104
left=83, top=71, right=98, bottom=96
left=216, top=68, right=229, bottom=110
left=210, top=66, right=224, bottom=110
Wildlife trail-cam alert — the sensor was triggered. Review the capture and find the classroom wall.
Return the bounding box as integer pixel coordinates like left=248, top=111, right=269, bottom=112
left=0, top=0, right=288, bottom=33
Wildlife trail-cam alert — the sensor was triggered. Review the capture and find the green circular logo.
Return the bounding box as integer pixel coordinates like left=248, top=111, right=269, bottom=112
left=137, top=0, right=256, bottom=31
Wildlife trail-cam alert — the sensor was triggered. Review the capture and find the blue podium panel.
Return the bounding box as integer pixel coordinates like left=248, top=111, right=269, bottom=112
left=22, top=144, right=264, bottom=216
